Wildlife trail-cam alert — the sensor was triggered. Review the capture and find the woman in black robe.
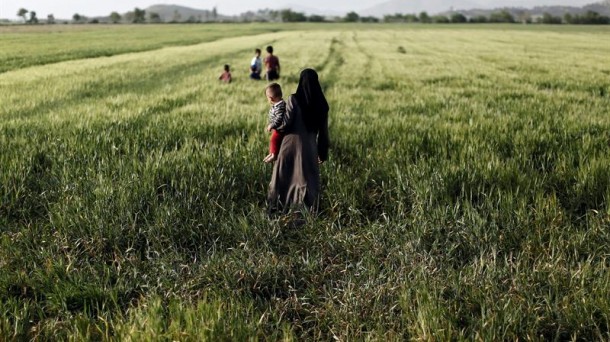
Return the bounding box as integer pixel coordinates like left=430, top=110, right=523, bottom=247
left=267, top=68, right=330, bottom=213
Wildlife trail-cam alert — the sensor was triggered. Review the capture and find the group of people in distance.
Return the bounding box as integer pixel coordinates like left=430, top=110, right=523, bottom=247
left=219, top=45, right=329, bottom=217
left=250, top=46, right=280, bottom=81
left=218, top=45, right=280, bottom=83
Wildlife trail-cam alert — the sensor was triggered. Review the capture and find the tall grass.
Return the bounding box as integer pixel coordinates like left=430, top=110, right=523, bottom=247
left=1, top=25, right=610, bottom=340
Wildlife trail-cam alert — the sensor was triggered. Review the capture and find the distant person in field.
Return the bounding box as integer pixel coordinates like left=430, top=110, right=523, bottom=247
left=263, top=83, right=286, bottom=163
left=219, top=64, right=232, bottom=83
left=250, top=48, right=262, bottom=80
left=267, top=68, right=329, bottom=214
left=264, top=46, right=280, bottom=81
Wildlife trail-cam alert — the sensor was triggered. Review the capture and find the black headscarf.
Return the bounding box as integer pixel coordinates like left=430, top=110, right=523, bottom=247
left=294, top=68, right=329, bottom=133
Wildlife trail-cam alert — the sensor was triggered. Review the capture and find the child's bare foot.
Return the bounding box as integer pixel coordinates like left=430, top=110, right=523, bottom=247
left=263, top=153, right=277, bottom=163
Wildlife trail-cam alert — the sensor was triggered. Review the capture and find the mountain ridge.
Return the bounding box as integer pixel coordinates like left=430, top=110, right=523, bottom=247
left=92, top=1, right=610, bottom=23
left=360, top=0, right=608, bottom=17
left=144, top=4, right=231, bottom=22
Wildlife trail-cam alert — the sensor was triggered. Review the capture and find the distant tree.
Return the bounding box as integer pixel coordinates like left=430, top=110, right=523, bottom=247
left=579, top=10, right=610, bottom=24
left=419, top=11, right=431, bottom=23
left=132, top=7, right=146, bottom=23
left=212, top=7, right=218, bottom=20
left=384, top=13, right=419, bottom=23
left=28, top=11, right=38, bottom=24
left=308, top=14, right=325, bottom=22
left=563, top=13, right=573, bottom=24
left=344, top=11, right=360, bottom=22
left=124, top=11, right=134, bottom=22
left=47, top=14, right=55, bottom=24
left=172, top=10, right=182, bottom=22
left=432, top=15, right=450, bottom=23
left=291, top=11, right=306, bottom=22
left=516, top=10, right=532, bottom=24
left=489, top=10, right=515, bottom=23
left=469, top=15, right=488, bottom=23
left=240, top=11, right=253, bottom=22
left=110, top=12, right=121, bottom=24
left=269, top=10, right=280, bottom=21
left=541, top=12, right=562, bottom=24
left=360, top=16, right=379, bottom=23
left=281, top=9, right=307, bottom=22
left=280, top=9, right=290, bottom=22
left=404, top=14, right=419, bottom=22
left=383, top=14, right=399, bottom=22
left=149, top=12, right=161, bottom=23
left=89, top=18, right=99, bottom=24
left=17, top=8, right=28, bottom=22
left=450, top=13, right=467, bottom=23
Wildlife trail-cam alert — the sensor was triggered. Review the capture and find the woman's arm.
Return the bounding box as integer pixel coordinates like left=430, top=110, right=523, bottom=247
left=317, top=113, right=330, bottom=162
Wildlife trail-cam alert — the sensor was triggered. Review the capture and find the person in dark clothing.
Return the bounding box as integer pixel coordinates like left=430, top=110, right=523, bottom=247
left=267, top=68, right=330, bottom=214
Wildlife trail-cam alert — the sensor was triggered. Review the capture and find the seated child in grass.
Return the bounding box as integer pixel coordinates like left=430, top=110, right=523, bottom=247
left=250, top=48, right=262, bottom=80
left=219, top=64, right=232, bottom=83
left=263, top=83, right=286, bottom=163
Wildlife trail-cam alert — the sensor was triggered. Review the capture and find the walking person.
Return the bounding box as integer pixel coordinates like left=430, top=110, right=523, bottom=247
left=264, top=46, right=281, bottom=81
left=267, top=68, right=329, bottom=215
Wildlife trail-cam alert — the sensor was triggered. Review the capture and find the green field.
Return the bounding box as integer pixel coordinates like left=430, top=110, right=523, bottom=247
left=1, top=23, right=610, bottom=340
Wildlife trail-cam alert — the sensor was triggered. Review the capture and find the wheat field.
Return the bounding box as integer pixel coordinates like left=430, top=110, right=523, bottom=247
left=1, top=23, right=610, bottom=340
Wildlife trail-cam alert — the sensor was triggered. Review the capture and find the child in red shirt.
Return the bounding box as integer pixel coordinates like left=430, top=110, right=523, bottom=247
left=219, top=64, right=232, bottom=83
left=264, top=46, right=280, bottom=81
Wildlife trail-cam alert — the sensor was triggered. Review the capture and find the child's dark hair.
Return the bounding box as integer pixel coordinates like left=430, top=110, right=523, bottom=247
left=255, top=48, right=261, bottom=54
left=266, top=46, right=273, bottom=54
left=224, top=64, right=230, bottom=71
left=266, top=83, right=282, bottom=99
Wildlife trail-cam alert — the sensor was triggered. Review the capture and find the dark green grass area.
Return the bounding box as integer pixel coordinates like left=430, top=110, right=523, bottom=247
left=2, top=113, right=609, bottom=340
left=1, top=26, right=610, bottom=340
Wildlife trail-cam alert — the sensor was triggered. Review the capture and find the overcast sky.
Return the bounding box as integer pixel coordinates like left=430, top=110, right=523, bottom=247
left=0, top=0, right=597, bottom=19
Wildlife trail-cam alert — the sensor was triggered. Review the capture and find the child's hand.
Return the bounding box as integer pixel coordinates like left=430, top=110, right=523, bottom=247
left=263, top=153, right=276, bottom=163
left=266, top=124, right=273, bottom=132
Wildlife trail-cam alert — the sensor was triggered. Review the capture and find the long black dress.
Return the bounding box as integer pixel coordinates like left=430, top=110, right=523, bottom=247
left=267, top=95, right=329, bottom=212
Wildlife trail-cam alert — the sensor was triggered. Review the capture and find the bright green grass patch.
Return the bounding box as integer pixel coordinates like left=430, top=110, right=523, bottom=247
left=1, top=25, right=610, bottom=340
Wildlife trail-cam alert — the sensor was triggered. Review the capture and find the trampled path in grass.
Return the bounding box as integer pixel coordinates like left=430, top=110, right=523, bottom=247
left=1, top=25, right=610, bottom=340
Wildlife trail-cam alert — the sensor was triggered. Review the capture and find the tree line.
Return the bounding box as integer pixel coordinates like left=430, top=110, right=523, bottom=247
left=12, top=7, right=610, bottom=25
left=381, top=10, right=610, bottom=25
left=14, top=7, right=172, bottom=24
